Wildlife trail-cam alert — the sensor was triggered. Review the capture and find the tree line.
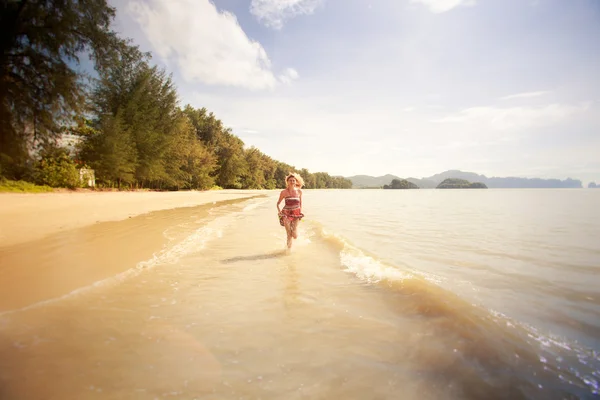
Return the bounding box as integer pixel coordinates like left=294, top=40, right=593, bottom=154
left=383, top=179, right=418, bottom=189
left=0, top=0, right=351, bottom=190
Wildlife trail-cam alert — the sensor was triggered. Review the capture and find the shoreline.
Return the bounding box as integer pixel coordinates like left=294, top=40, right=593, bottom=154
left=0, top=189, right=267, bottom=248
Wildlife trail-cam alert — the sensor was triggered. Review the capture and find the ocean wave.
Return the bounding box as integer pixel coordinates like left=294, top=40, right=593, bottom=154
left=309, top=223, right=444, bottom=285
left=307, top=221, right=600, bottom=397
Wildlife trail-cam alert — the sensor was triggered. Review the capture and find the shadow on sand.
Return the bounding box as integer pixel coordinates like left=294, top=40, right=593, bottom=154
left=221, top=250, right=289, bottom=264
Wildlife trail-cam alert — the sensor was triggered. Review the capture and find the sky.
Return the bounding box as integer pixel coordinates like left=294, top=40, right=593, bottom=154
left=108, top=0, right=600, bottom=183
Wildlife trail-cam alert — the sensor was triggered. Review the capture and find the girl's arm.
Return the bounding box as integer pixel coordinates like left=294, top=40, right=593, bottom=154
left=277, top=190, right=286, bottom=214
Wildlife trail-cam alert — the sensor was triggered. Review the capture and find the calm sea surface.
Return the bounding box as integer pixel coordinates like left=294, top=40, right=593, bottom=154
left=0, top=189, right=598, bottom=399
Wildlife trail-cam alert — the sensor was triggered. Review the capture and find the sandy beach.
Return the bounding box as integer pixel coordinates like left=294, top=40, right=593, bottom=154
left=0, top=189, right=265, bottom=248
left=0, top=190, right=598, bottom=399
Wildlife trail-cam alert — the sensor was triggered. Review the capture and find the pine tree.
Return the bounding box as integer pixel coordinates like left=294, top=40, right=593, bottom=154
left=0, top=0, right=121, bottom=178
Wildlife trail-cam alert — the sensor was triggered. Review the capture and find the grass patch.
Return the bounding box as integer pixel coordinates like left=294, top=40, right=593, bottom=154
left=0, top=179, right=55, bottom=193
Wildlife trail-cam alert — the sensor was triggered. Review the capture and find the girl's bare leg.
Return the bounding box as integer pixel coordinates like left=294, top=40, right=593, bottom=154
left=290, top=219, right=298, bottom=239
left=283, top=218, right=293, bottom=248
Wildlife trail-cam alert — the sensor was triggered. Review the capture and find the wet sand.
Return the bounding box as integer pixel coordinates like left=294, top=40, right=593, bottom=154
left=0, top=189, right=264, bottom=248
left=0, top=191, right=266, bottom=313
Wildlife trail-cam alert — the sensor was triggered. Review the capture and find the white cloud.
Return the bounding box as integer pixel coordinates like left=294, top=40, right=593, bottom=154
left=501, top=91, right=551, bottom=100
left=125, top=0, right=295, bottom=90
left=250, top=0, right=322, bottom=29
left=279, top=68, right=299, bottom=84
left=434, top=103, right=589, bottom=130
left=185, top=90, right=599, bottom=179
left=410, top=0, right=476, bottom=13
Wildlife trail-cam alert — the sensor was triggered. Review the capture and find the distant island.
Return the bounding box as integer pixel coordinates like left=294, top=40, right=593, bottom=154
left=589, top=182, right=599, bottom=188
left=436, top=178, right=487, bottom=189
left=383, top=179, right=419, bottom=189
left=347, top=170, right=584, bottom=189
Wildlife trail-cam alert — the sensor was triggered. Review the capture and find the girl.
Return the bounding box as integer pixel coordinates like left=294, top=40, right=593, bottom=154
left=277, top=172, right=304, bottom=249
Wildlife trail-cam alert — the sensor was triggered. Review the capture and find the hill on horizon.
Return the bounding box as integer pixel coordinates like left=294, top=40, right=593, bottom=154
left=347, top=170, right=583, bottom=189
left=346, top=174, right=401, bottom=188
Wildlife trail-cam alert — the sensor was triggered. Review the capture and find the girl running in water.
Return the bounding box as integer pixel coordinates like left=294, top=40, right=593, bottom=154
left=277, top=172, right=304, bottom=249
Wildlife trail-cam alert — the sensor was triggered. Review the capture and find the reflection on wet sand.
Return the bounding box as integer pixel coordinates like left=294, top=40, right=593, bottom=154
left=221, top=249, right=288, bottom=264
left=282, top=258, right=300, bottom=314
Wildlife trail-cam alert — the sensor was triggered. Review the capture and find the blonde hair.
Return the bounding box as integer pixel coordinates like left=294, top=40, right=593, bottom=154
left=285, top=172, right=304, bottom=188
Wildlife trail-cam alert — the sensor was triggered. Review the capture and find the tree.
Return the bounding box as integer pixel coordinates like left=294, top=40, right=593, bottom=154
left=274, top=162, right=295, bottom=188
left=242, top=146, right=266, bottom=189
left=80, top=112, right=136, bottom=189
left=33, top=145, right=80, bottom=189
left=299, top=168, right=314, bottom=189
left=125, top=66, right=178, bottom=186
left=261, top=155, right=278, bottom=189
left=383, top=178, right=419, bottom=189
left=87, top=42, right=182, bottom=189
left=436, top=178, right=487, bottom=189
left=314, top=172, right=328, bottom=189
left=164, top=112, right=216, bottom=190
left=215, top=131, right=247, bottom=188
left=0, top=0, right=121, bottom=178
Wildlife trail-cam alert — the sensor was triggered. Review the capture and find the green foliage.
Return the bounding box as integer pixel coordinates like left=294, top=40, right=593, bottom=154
left=0, top=134, right=31, bottom=180
left=469, top=182, right=488, bottom=189
left=242, top=147, right=267, bottom=189
left=0, top=0, right=353, bottom=191
left=63, top=116, right=100, bottom=138
left=80, top=113, right=137, bottom=188
left=214, top=131, right=248, bottom=189
left=33, top=147, right=80, bottom=189
left=0, top=178, right=54, bottom=193
left=436, top=178, right=488, bottom=189
left=0, top=0, right=122, bottom=179
left=383, top=179, right=419, bottom=189
left=163, top=112, right=217, bottom=190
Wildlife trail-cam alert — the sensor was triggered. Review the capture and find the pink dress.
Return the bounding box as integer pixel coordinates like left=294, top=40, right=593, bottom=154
left=279, top=196, right=304, bottom=226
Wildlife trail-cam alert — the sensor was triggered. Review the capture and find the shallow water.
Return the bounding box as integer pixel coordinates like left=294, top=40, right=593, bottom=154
left=0, top=189, right=598, bottom=399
